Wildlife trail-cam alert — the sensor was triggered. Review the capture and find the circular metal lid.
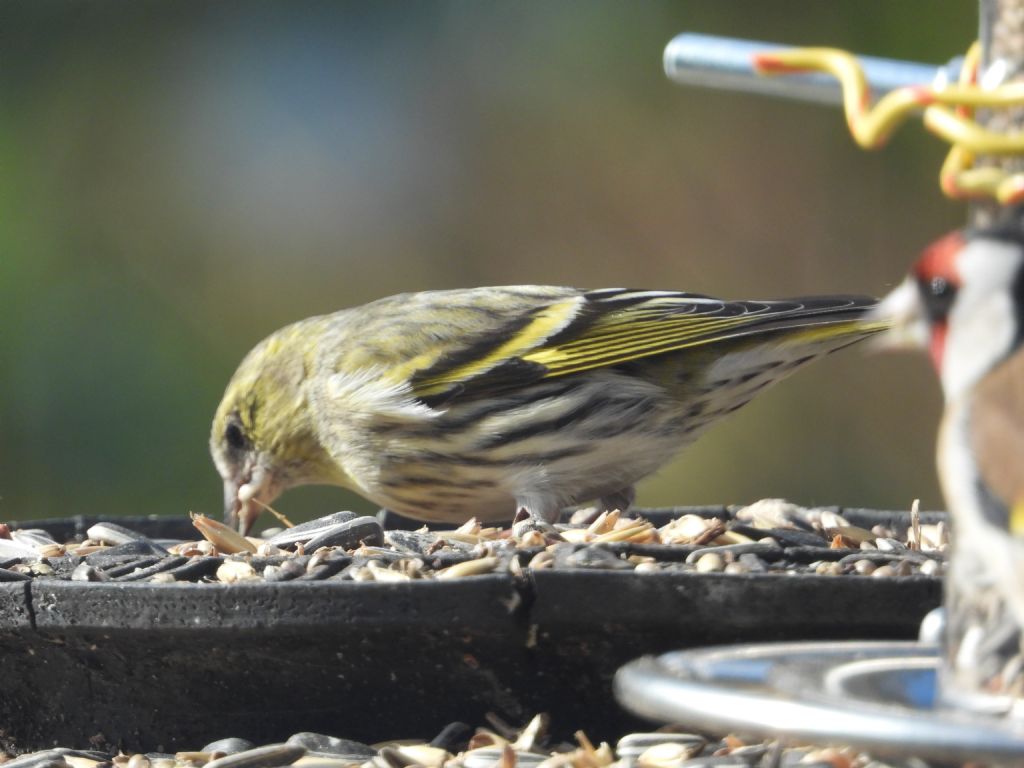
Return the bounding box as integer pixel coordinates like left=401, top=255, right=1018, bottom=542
left=614, top=640, right=1024, bottom=763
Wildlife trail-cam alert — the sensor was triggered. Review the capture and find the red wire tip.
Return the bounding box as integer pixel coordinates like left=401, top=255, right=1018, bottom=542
left=908, top=86, right=936, bottom=106
left=940, top=175, right=957, bottom=196
left=751, top=54, right=803, bottom=74
left=1003, top=180, right=1024, bottom=205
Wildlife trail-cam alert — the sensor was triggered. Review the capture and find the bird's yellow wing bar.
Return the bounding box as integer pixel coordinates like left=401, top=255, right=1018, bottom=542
left=410, top=290, right=877, bottom=402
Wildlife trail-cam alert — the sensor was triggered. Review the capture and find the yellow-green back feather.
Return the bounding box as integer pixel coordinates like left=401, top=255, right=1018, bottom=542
left=372, top=287, right=883, bottom=404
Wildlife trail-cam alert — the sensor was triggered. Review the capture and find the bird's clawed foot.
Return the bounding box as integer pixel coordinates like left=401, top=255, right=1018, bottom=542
left=511, top=507, right=564, bottom=542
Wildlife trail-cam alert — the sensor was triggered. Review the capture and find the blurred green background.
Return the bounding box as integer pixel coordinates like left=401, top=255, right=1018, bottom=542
left=1, top=1, right=972, bottom=525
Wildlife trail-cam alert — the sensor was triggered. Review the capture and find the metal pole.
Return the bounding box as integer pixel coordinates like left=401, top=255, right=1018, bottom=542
left=972, top=0, right=1024, bottom=225
left=663, top=33, right=958, bottom=107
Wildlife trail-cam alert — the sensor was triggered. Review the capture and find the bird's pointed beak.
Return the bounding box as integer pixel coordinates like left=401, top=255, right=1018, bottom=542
left=223, top=481, right=250, bottom=533
left=869, top=278, right=929, bottom=352
left=223, top=463, right=278, bottom=535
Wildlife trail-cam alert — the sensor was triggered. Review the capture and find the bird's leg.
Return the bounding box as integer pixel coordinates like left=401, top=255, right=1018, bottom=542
left=599, top=485, right=636, bottom=514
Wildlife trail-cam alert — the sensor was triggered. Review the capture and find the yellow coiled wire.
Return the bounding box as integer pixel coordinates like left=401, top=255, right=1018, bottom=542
left=753, top=43, right=1024, bottom=205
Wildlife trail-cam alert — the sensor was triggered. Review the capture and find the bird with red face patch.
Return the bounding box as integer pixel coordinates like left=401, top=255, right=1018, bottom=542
left=874, top=226, right=1024, bottom=655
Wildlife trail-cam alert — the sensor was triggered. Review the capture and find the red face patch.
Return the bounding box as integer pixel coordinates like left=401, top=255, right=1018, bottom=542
left=913, top=231, right=964, bottom=288
left=913, top=231, right=964, bottom=374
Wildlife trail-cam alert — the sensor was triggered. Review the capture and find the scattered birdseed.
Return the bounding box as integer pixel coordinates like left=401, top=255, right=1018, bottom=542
left=0, top=500, right=945, bottom=584
left=0, top=715, right=942, bottom=768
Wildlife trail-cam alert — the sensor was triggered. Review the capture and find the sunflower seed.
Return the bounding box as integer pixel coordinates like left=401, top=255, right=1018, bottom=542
left=203, top=744, right=305, bottom=768
left=267, top=512, right=360, bottom=547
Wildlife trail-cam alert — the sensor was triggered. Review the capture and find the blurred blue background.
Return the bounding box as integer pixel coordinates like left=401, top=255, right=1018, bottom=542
left=0, top=1, right=972, bottom=524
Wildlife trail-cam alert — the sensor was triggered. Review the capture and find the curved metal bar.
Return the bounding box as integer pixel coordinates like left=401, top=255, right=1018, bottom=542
left=614, top=642, right=1024, bottom=764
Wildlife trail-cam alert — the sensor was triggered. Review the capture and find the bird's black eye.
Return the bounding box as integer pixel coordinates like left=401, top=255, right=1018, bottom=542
left=225, top=420, right=247, bottom=451
left=918, top=275, right=957, bottom=322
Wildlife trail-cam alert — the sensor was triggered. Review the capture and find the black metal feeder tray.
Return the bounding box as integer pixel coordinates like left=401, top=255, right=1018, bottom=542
left=0, top=507, right=943, bottom=754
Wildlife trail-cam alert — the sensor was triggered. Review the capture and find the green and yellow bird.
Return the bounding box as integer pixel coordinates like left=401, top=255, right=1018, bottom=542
left=211, top=286, right=883, bottom=533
